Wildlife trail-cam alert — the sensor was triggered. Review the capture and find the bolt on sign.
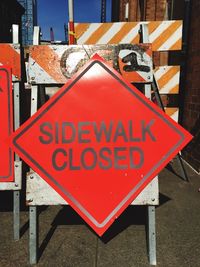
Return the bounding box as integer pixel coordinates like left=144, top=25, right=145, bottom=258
left=11, top=55, right=192, bottom=235
left=0, top=67, right=14, bottom=182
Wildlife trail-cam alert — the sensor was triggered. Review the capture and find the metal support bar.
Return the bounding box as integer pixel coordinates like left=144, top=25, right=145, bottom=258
left=29, top=206, right=38, bottom=265
left=176, top=153, right=189, bottom=181
left=148, top=206, right=156, bottom=265
left=13, top=82, right=21, bottom=240
left=31, top=85, right=38, bottom=116
left=13, top=190, right=20, bottom=240
left=33, top=26, right=40, bottom=46
left=14, top=83, right=20, bottom=161
left=12, top=24, right=19, bottom=44
left=141, top=23, right=157, bottom=266
left=29, top=85, right=38, bottom=264
left=144, top=84, right=151, bottom=101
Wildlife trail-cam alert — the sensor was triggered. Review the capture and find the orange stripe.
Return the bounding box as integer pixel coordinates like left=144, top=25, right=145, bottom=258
left=108, top=22, right=137, bottom=44
left=152, top=21, right=181, bottom=51
left=130, top=35, right=140, bottom=44
left=165, top=107, right=178, bottom=117
left=170, top=85, right=179, bottom=94
left=30, top=46, right=65, bottom=83
left=0, top=44, right=20, bottom=79
left=75, top=23, right=90, bottom=39
left=170, top=39, right=182, bottom=50
left=86, top=23, right=113, bottom=44
left=148, top=21, right=159, bottom=35
left=157, top=66, right=179, bottom=89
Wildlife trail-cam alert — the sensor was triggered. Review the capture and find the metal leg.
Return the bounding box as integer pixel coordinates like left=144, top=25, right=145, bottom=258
left=13, top=83, right=21, bottom=241
left=13, top=190, right=20, bottom=240
left=148, top=206, right=156, bottom=265
left=31, top=85, right=38, bottom=115
left=176, top=153, right=189, bottom=181
left=30, top=206, right=38, bottom=265
left=29, top=86, right=38, bottom=264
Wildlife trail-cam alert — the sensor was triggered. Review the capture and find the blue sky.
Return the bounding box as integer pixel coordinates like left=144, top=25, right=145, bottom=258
left=37, top=0, right=111, bottom=41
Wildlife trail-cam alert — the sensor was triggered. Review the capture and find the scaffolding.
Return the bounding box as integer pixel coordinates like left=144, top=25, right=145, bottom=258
left=17, top=0, right=37, bottom=45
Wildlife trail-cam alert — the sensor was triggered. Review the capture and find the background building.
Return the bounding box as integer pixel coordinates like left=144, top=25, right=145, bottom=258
left=0, top=0, right=24, bottom=43
left=17, top=0, right=37, bottom=45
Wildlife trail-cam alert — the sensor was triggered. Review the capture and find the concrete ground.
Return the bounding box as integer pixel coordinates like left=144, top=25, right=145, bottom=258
left=0, top=159, right=199, bottom=267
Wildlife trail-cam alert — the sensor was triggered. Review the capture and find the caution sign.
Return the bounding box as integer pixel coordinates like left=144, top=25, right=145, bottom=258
left=0, top=67, right=14, bottom=182
left=12, top=55, right=192, bottom=235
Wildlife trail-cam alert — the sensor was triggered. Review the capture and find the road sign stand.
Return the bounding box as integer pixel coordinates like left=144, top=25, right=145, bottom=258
left=27, top=85, right=159, bottom=264
left=23, top=23, right=193, bottom=264
left=24, top=25, right=160, bottom=265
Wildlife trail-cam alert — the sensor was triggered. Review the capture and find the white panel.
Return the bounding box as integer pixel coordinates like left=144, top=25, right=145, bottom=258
left=26, top=172, right=159, bottom=206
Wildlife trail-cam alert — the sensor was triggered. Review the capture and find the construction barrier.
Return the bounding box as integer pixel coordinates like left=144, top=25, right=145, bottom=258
left=0, top=25, right=22, bottom=241
left=28, top=44, right=153, bottom=84
left=75, top=20, right=182, bottom=51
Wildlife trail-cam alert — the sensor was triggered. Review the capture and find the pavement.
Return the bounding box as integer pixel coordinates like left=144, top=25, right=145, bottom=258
left=0, top=158, right=199, bottom=267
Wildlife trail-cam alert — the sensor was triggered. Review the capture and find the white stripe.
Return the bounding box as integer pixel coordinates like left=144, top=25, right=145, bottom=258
left=158, top=25, right=182, bottom=51
left=77, top=23, right=101, bottom=44
left=120, top=24, right=140, bottom=43
left=160, top=72, right=180, bottom=94
left=29, top=58, right=56, bottom=84
left=171, top=110, right=179, bottom=122
left=97, top=23, right=125, bottom=44
left=154, top=66, right=172, bottom=81
left=9, top=44, right=20, bottom=54
left=149, top=20, right=174, bottom=43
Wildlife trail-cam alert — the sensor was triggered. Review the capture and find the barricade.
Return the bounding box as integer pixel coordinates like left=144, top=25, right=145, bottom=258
left=74, top=20, right=183, bottom=122
left=12, top=20, right=186, bottom=265
left=0, top=25, right=22, bottom=240
left=23, top=25, right=159, bottom=265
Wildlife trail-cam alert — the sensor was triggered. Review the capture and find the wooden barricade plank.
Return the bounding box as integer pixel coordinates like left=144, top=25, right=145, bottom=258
left=28, top=44, right=153, bottom=84
left=0, top=44, right=21, bottom=81
left=75, top=20, right=183, bottom=51
left=154, top=66, right=180, bottom=94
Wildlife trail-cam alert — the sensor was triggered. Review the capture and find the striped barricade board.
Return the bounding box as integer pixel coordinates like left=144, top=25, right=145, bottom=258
left=154, top=66, right=180, bottom=122
left=28, top=44, right=153, bottom=84
left=154, top=66, right=180, bottom=94
left=0, top=44, right=21, bottom=82
left=75, top=20, right=183, bottom=51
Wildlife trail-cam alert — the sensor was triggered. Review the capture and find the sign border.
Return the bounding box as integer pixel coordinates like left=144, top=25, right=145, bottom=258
left=0, top=67, right=13, bottom=180
left=13, top=60, right=185, bottom=227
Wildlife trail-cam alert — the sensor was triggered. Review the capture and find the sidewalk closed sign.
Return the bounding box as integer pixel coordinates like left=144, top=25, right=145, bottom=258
left=0, top=67, right=14, bottom=182
left=11, top=55, right=192, bottom=235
